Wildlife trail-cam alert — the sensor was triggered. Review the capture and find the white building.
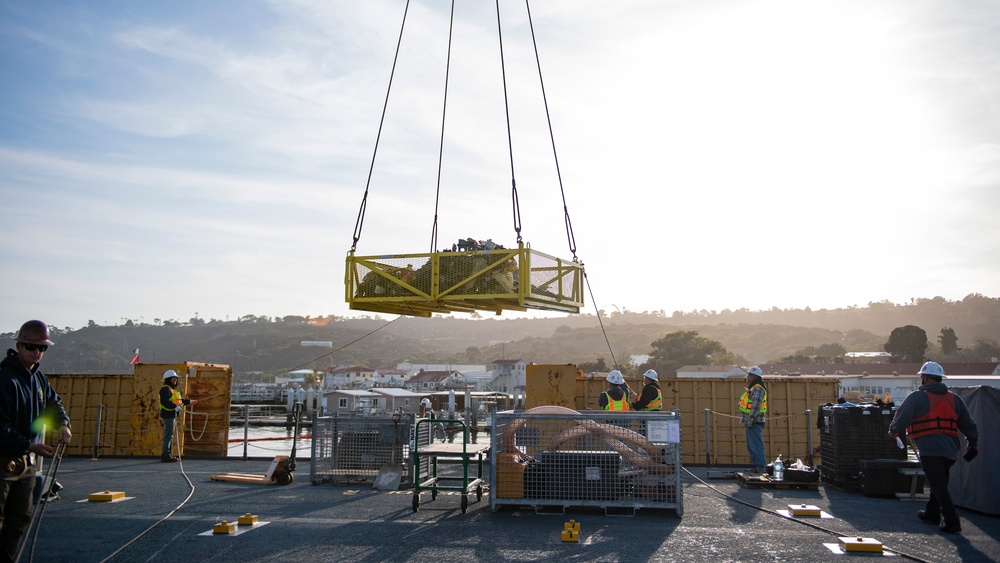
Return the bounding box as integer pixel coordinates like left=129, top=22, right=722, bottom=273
left=490, top=359, right=526, bottom=392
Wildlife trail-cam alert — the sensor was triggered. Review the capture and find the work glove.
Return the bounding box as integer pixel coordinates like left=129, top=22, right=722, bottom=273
left=964, top=442, right=979, bottom=462
left=174, top=405, right=182, bottom=413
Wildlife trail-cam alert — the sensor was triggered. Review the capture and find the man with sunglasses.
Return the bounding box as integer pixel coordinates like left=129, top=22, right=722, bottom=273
left=0, top=320, right=72, bottom=563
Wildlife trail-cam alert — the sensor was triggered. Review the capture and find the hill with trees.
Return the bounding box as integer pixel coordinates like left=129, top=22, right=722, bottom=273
left=3, top=294, right=997, bottom=381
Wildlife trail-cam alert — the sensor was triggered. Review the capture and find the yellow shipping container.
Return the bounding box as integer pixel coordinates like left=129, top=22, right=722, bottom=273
left=49, top=362, right=233, bottom=457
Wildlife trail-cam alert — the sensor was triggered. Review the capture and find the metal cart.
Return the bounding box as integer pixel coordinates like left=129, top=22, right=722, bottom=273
left=411, top=419, right=490, bottom=513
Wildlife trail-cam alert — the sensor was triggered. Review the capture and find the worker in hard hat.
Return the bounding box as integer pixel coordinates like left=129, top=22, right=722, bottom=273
left=598, top=370, right=630, bottom=411
left=888, top=361, right=979, bottom=534
left=0, top=320, right=72, bottom=561
left=631, top=369, right=662, bottom=411
left=159, top=369, right=197, bottom=463
left=738, top=366, right=767, bottom=474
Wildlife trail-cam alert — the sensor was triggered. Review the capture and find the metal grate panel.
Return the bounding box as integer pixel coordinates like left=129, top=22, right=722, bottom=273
left=490, top=410, right=683, bottom=515
left=310, top=414, right=428, bottom=485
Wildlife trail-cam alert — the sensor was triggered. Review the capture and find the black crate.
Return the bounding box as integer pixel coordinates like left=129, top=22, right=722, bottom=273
left=858, top=459, right=924, bottom=498
left=531, top=451, right=622, bottom=501
left=820, top=406, right=906, bottom=481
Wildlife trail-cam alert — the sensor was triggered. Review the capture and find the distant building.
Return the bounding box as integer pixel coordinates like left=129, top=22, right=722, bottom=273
left=373, top=368, right=408, bottom=387
left=676, top=365, right=746, bottom=379
left=322, top=365, right=374, bottom=390
left=406, top=369, right=465, bottom=392
left=490, top=359, right=526, bottom=392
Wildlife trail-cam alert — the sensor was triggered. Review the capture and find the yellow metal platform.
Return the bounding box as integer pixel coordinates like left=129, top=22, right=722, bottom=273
left=346, top=243, right=584, bottom=317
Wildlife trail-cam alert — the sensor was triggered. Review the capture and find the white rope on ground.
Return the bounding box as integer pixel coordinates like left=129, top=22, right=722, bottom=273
left=98, top=425, right=196, bottom=563
left=681, top=467, right=932, bottom=563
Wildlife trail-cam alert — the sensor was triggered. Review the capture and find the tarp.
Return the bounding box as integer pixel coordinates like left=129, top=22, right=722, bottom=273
left=950, top=385, right=999, bottom=515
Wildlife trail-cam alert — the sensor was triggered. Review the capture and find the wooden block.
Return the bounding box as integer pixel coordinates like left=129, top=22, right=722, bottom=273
left=213, top=521, right=237, bottom=534
left=238, top=513, right=259, bottom=525
left=788, top=504, right=821, bottom=516
left=88, top=490, right=125, bottom=502
left=838, top=537, right=882, bottom=553
left=561, top=529, right=579, bottom=542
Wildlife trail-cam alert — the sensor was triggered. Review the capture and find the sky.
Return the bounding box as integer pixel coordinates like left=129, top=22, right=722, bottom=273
left=1, top=0, right=998, bottom=332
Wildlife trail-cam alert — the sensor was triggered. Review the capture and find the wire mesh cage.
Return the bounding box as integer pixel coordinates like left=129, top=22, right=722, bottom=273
left=490, top=410, right=683, bottom=516
left=310, top=414, right=429, bottom=485
left=820, top=405, right=906, bottom=487
left=345, top=243, right=584, bottom=317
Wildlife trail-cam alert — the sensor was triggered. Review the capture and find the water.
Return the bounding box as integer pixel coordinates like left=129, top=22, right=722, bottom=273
left=227, top=425, right=312, bottom=458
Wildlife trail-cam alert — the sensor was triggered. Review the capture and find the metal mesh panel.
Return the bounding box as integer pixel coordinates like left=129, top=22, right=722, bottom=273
left=310, top=414, right=427, bottom=485
left=490, top=411, right=683, bottom=515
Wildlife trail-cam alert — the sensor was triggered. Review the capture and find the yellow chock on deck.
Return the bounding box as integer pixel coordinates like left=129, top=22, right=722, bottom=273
left=561, top=520, right=580, bottom=542
left=213, top=521, right=237, bottom=534
left=88, top=490, right=125, bottom=502
left=789, top=504, right=821, bottom=517
left=237, top=513, right=259, bottom=526
left=837, top=537, right=883, bottom=553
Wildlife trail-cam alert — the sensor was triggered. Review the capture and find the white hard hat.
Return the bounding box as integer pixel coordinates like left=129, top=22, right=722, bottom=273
left=747, top=366, right=763, bottom=377
left=606, top=370, right=625, bottom=385
left=918, top=361, right=946, bottom=379
left=163, top=369, right=179, bottom=380
left=643, top=369, right=658, bottom=381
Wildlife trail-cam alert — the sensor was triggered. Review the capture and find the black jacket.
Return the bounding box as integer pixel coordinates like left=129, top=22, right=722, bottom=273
left=0, top=349, right=71, bottom=458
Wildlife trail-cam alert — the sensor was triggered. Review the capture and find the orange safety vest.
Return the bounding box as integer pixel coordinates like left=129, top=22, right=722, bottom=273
left=602, top=390, right=630, bottom=411
left=738, top=383, right=767, bottom=414
left=907, top=391, right=958, bottom=439
left=160, top=386, right=182, bottom=412
left=639, top=386, right=662, bottom=411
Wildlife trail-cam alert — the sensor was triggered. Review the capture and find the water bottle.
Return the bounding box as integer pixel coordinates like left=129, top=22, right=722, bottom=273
left=773, top=455, right=784, bottom=482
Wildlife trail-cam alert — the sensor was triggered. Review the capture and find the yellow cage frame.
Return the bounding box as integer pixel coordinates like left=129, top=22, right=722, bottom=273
left=346, top=243, right=584, bottom=317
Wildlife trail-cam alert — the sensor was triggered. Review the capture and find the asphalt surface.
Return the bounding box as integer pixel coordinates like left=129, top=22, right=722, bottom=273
left=21, top=456, right=1000, bottom=562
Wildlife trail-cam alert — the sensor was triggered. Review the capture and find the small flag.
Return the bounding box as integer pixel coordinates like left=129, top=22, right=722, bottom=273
left=131, top=348, right=140, bottom=365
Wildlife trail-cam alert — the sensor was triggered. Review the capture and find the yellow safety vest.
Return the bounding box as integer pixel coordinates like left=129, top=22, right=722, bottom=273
left=602, top=391, right=630, bottom=411
left=738, top=383, right=767, bottom=414
left=640, top=387, right=662, bottom=411
left=160, top=386, right=182, bottom=411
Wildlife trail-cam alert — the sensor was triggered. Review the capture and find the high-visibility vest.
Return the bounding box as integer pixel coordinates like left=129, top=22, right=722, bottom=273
left=160, top=386, right=182, bottom=412
left=907, top=391, right=959, bottom=439
left=602, top=391, right=630, bottom=411
left=640, top=386, right=662, bottom=411
left=738, top=383, right=767, bottom=414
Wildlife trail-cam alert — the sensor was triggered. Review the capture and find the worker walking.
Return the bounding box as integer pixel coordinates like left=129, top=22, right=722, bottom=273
left=598, top=370, right=630, bottom=411
left=888, top=361, right=979, bottom=533
left=739, top=366, right=767, bottom=474
left=159, top=370, right=196, bottom=463
left=631, top=369, right=662, bottom=411
left=0, top=320, right=72, bottom=563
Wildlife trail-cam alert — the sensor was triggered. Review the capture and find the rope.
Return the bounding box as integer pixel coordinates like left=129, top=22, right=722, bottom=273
left=282, top=315, right=400, bottom=373
left=350, top=0, right=412, bottom=253
left=99, top=425, right=195, bottom=563
left=494, top=0, right=523, bottom=244
left=583, top=273, right=619, bottom=371
left=15, top=442, right=66, bottom=563
left=428, top=0, right=456, bottom=253
left=681, top=468, right=931, bottom=562
left=525, top=0, right=577, bottom=261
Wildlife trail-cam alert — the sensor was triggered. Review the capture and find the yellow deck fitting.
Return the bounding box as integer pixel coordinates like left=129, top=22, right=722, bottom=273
left=237, top=513, right=259, bottom=526
left=561, top=520, right=580, bottom=542
left=87, top=490, right=125, bottom=502
left=213, top=521, right=237, bottom=534
left=788, top=504, right=821, bottom=517
left=837, top=537, right=883, bottom=553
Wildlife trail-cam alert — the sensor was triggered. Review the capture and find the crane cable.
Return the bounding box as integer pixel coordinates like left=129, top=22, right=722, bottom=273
left=428, top=0, right=456, bottom=254
left=495, top=1, right=522, bottom=245
left=350, top=0, right=412, bottom=254
left=524, top=0, right=578, bottom=262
